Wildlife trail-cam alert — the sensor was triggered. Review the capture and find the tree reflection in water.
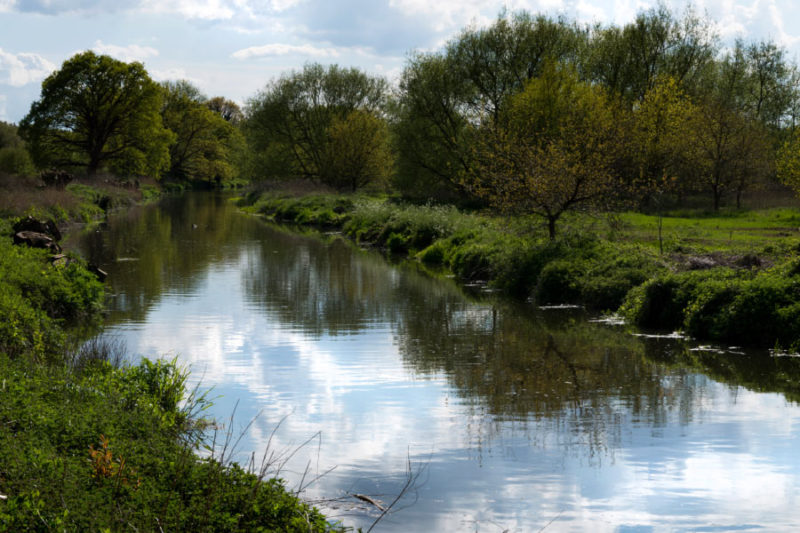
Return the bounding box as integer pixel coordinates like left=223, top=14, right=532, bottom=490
left=74, top=191, right=800, bottom=461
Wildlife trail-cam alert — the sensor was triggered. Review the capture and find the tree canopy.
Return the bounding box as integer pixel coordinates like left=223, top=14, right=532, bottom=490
left=19, top=51, right=173, bottom=178
left=244, top=63, right=390, bottom=190
left=10, top=4, right=800, bottom=212
left=161, top=80, right=243, bottom=185
left=464, top=64, right=622, bottom=238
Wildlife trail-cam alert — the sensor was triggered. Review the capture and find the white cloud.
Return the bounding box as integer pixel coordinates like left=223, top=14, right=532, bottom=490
left=139, top=0, right=235, bottom=20
left=269, top=0, right=305, bottom=11
left=0, top=95, right=7, bottom=121
left=231, top=43, right=341, bottom=59
left=92, top=40, right=159, bottom=63
left=0, top=0, right=15, bottom=12
left=576, top=0, right=609, bottom=20
left=149, top=67, right=198, bottom=83
left=388, top=0, right=495, bottom=32
left=767, top=1, right=800, bottom=48
left=0, top=48, right=55, bottom=87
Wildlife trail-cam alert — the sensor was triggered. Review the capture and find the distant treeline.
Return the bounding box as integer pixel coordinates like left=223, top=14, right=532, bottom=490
left=5, top=3, right=800, bottom=228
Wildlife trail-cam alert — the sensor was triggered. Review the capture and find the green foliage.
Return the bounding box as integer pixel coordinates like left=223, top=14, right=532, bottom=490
left=0, top=121, right=23, bottom=149
left=241, top=193, right=669, bottom=308
left=0, top=146, right=36, bottom=176
left=19, top=51, right=173, bottom=178
left=0, top=354, right=334, bottom=532
left=0, top=121, right=36, bottom=176
left=0, top=226, right=337, bottom=531
left=393, top=13, right=587, bottom=201
left=533, top=242, right=659, bottom=309
left=161, top=80, right=244, bottom=186
left=465, top=63, right=623, bottom=239
left=0, top=232, right=104, bottom=359
left=247, top=192, right=355, bottom=228
left=622, top=265, right=800, bottom=346
left=245, top=63, right=389, bottom=191
left=778, top=131, right=800, bottom=197
left=0, top=289, right=58, bottom=359
left=343, top=199, right=478, bottom=252
left=322, top=110, right=393, bottom=191
left=586, top=4, right=715, bottom=103
left=206, top=96, right=244, bottom=125
left=0, top=232, right=104, bottom=321
left=388, top=5, right=797, bottom=211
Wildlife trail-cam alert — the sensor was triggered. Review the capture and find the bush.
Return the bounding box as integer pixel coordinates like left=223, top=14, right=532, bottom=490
left=622, top=266, right=800, bottom=346
left=536, top=259, right=583, bottom=304
left=712, top=275, right=800, bottom=346
left=419, top=241, right=446, bottom=264
left=0, top=228, right=104, bottom=359
left=0, top=146, right=36, bottom=176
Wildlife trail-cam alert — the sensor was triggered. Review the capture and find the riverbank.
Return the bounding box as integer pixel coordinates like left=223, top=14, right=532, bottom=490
left=0, top=191, right=340, bottom=530
left=238, top=190, right=800, bottom=349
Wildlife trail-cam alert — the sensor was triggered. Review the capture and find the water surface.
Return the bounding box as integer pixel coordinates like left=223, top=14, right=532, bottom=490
left=74, top=193, right=800, bottom=532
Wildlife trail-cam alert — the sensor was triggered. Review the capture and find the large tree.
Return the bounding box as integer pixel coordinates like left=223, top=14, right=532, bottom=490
left=587, top=3, right=716, bottom=104
left=160, top=80, right=243, bottom=185
left=394, top=12, right=587, bottom=201
left=19, top=51, right=172, bottom=177
left=464, top=64, right=622, bottom=239
left=244, top=63, right=389, bottom=190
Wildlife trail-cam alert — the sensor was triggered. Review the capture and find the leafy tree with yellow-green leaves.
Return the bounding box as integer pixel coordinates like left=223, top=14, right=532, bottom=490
left=321, top=110, right=393, bottom=191
left=629, top=76, right=695, bottom=200
left=464, top=64, right=623, bottom=239
left=777, top=133, right=800, bottom=196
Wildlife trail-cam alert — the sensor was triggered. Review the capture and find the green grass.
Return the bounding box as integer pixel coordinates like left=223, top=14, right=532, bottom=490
left=0, top=354, right=335, bottom=532
left=0, top=219, right=341, bottom=532
left=238, top=190, right=800, bottom=347
left=616, top=209, right=800, bottom=253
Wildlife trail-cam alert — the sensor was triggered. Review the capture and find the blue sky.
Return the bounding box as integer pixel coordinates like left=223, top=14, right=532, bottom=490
left=2, top=0, right=800, bottom=123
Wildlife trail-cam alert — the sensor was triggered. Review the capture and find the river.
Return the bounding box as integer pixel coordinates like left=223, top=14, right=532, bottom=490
left=71, top=192, right=800, bottom=531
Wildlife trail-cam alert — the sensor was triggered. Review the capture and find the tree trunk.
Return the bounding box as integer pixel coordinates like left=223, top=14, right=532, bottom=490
left=712, top=186, right=721, bottom=211
left=547, top=215, right=557, bottom=240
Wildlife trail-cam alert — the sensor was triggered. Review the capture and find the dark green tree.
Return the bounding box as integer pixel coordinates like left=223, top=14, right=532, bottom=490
left=394, top=13, right=587, bottom=201
left=392, top=52, right=474, bottom=201
left=244, top=63, right=388, bottom=190
left=0, top=121, right=35, bottom=176
left=161, top=80, right=243, bottom=185
left=19, top=51, right=172, bottom=177
left=587, top=3, right=716, bottom=103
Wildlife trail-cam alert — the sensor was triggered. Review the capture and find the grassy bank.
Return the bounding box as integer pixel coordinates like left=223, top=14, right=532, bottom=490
left=0, top=172, right=165, bottom=224
left=0, top=216, right=339, bottom=531
left=238, top=190, right=800, bottom=349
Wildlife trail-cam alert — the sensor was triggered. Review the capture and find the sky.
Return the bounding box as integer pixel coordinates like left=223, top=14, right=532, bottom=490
left=2, top=0, right=800, bottom=123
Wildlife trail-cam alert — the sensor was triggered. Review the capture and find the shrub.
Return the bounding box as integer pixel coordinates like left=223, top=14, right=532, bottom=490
left=0, top=230, right=104, bottom=359
left=536, top=260, right=583, bottom=304
left=386, top=232, right=408, bottom=253
left=621, top=265, right=800, bottom=346
left=0, top=146, right=36, bottom=176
